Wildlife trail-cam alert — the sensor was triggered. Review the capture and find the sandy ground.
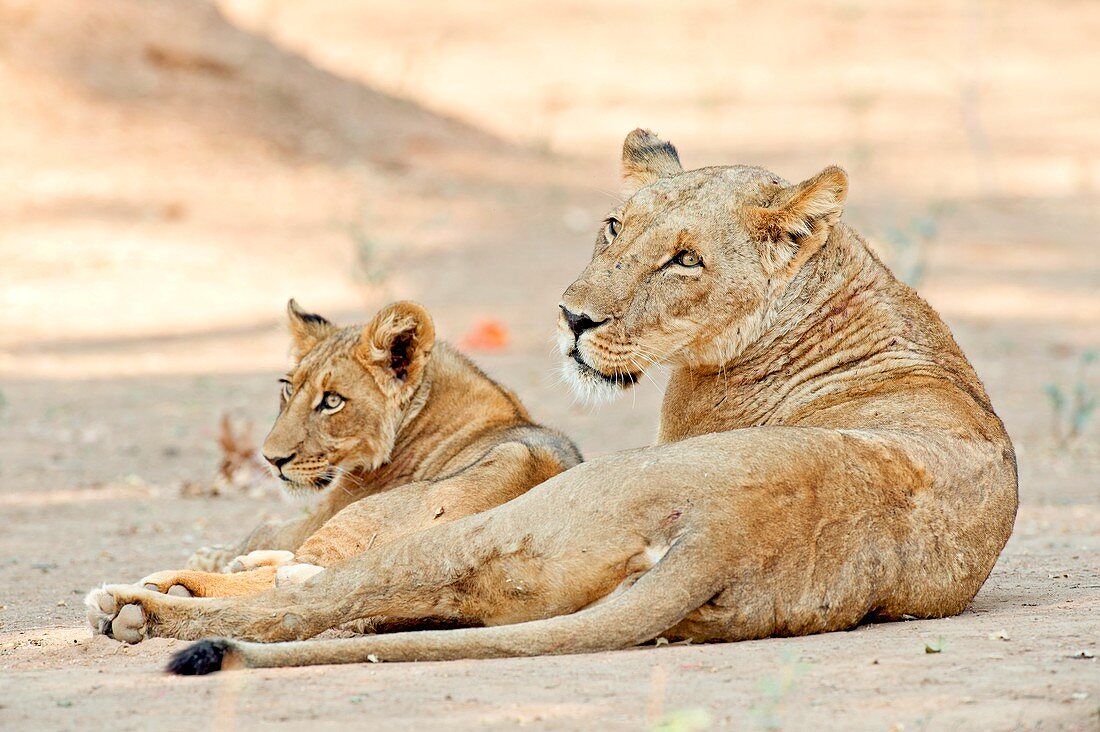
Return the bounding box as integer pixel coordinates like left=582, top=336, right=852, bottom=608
left=0, top=1, right=1098, bottom=729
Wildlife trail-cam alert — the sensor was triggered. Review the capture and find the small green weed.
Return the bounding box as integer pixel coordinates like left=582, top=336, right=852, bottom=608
left=654, top=707, right=711, bottom=732
left=1044, top=350, right=1098, bottom=447
left=752, top=652, right=810, bottom=730
left=882, top=214, right=938, bottom=287
left=345, top=213, right=388, bottom=286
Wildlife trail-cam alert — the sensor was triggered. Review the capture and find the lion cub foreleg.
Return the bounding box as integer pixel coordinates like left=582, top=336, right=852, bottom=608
left=159, top=444, right=556, bottom=598
left=182, top=475, right=383, bottom=573
left=294, top=442, right=562, bottom=568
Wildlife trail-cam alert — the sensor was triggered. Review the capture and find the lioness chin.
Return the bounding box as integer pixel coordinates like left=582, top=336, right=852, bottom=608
left=89, top=129, right=1015, bottom=674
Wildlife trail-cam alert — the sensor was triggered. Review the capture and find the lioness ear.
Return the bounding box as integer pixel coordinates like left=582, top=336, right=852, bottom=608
left=287, top=299, right=335, bottom=362
left=745, top=166, right=848, bottom=277
left=621, top=128, right=683, bottom=196
left=357, top=301, right=436, bottom=394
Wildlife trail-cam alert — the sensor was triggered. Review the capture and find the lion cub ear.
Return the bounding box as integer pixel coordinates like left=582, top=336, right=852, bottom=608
left=621, top=128, right=683, bottom=196
left=286, top=299, right=336, bottom=362
left=745, top=166, right=848, bottom=278
left=356, top=301, right=436, bottom=395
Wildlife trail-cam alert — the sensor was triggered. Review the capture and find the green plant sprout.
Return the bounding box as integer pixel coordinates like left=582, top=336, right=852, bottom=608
left=1044, top=350, right=1098, bottom=447
left=344, top=211, right=388, bottom=286
left=752, top=652, right=811, bottom=730
left=883, top=214, right=938, bottom=287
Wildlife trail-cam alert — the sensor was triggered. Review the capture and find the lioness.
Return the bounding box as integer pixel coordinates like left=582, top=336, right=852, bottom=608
left=91, top=299, right=581, bottom=619
left=86, top=130, right=1017, bottom=674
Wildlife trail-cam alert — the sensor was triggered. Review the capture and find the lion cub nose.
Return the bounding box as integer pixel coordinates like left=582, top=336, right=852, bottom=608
left=560, top=306, right=607, bottom=338
left=264, top=452, right=296, bottom=470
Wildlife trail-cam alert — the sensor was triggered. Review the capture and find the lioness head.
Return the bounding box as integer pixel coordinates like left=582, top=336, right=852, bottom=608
left=261, top=300, right=435, bottom=492
left=558, top=128, right=849, bottom=400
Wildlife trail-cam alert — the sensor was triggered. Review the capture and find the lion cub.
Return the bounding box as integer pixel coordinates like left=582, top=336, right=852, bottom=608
left=127, top=300, right=581, bottom=602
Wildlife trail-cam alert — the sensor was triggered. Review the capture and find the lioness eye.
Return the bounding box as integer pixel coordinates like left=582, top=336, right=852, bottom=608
left=672, top=250, right=703, bottom=268
left=279, top=379, right=292, bottom=400
left=320, top=392, right=345, bottom=413
left=604, top=217, right=621, bottom=240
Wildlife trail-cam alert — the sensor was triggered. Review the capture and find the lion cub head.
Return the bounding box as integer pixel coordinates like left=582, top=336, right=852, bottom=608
left=558, top=128, right=849, bottom=401
left=261, top=300, right=435, bottom=493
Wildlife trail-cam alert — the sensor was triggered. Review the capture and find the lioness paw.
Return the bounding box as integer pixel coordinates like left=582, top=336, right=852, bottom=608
left=85, top=586, right=148, bottom=644
left=274, top=563, right=325, bottom=587
left=224, top=549, right=295, bottom=574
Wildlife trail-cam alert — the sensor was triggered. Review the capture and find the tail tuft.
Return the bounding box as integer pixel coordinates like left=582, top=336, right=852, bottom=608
left=167, top=638, right=231, bottom=675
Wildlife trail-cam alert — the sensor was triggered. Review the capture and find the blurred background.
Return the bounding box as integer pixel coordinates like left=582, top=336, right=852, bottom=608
left=0, top=0, right=1097, bottom=725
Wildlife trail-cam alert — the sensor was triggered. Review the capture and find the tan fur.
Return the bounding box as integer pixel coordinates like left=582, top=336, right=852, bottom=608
left=108, top=300, right=581, bottom=602
left=87, top=132, right=1017, bottom=673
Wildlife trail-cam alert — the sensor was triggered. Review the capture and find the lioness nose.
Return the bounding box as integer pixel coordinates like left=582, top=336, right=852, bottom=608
left=560, top=306, right=606, bottom=338
left=264, top=452, right=295, bottom=470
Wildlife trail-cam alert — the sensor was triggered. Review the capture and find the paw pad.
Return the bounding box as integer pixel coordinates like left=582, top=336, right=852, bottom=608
left=111, top=603, right=146, bottom=643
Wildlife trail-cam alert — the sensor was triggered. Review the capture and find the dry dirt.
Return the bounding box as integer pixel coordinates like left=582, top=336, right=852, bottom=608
left=0, top=1, right=1097, bottom=730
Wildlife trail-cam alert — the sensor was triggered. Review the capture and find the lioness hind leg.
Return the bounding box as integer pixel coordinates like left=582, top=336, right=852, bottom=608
left=85, top=477, right=654, bottom=644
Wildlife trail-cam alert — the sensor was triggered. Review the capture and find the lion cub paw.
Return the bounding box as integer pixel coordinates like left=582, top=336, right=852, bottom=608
left=224, top=550, right=296, bottom=574
left=137, top=570, right=195, bottom=597
left=85, top=586, right=148, bottom=644
left=274, top=563, right=325, bottom=587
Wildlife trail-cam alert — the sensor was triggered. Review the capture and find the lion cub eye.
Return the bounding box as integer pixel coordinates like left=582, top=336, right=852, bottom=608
left=672, top=250, right=703, bottom=268
left=319, top=392, right=346, bottom=413
left=279, top=379, right=292, bottom=400
left=604, top=217, right=621, bottom=241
